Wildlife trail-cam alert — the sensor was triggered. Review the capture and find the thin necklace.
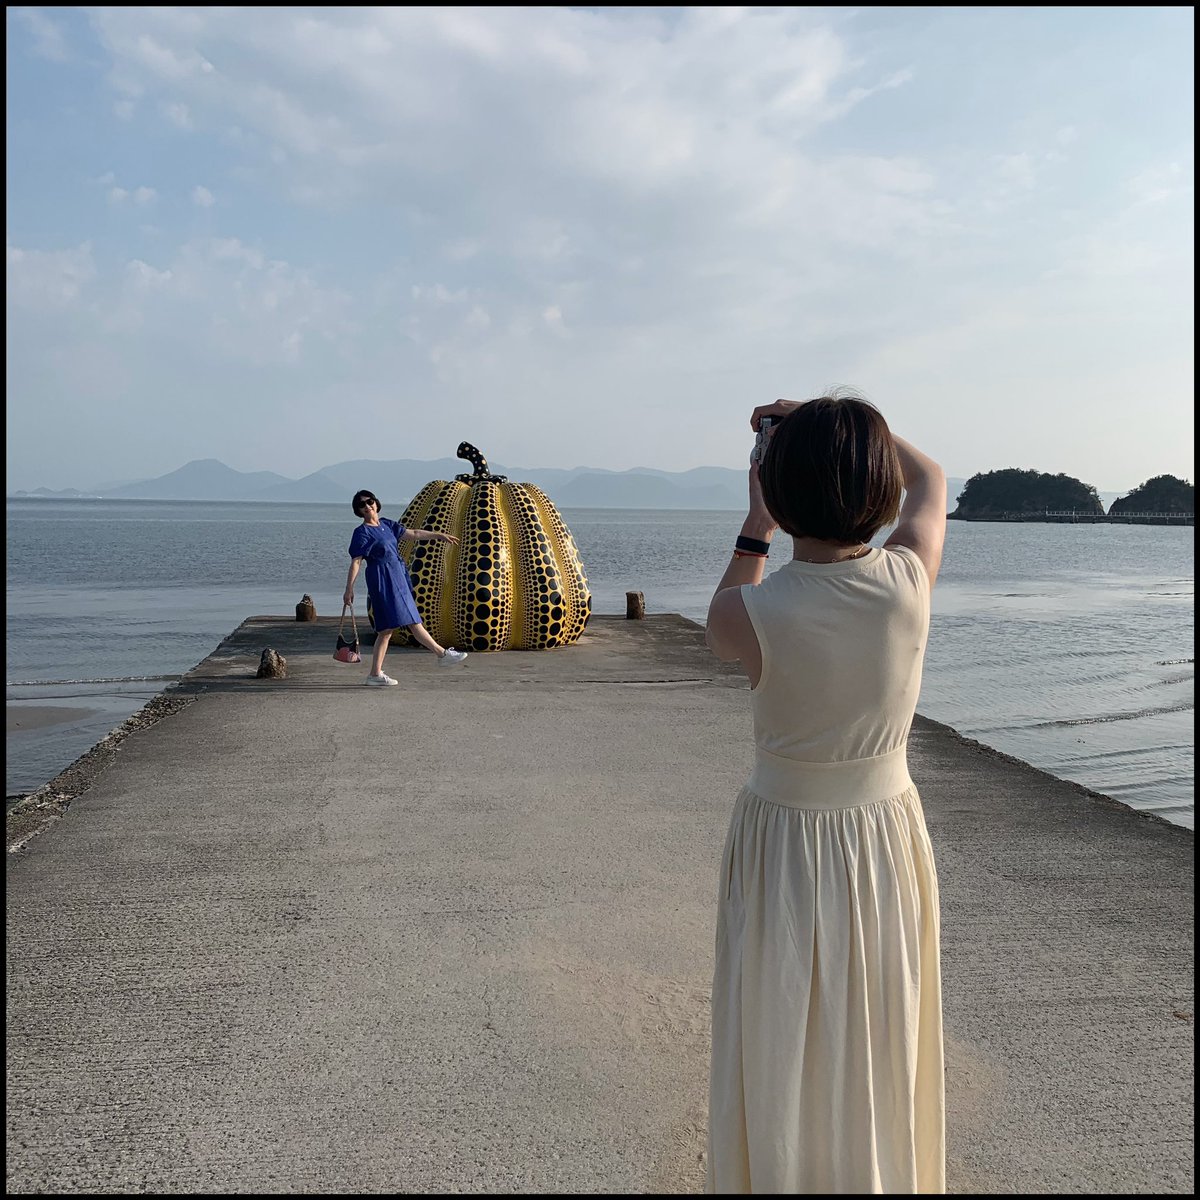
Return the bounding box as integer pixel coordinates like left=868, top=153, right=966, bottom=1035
left=795, top=544, right=869, bottom=564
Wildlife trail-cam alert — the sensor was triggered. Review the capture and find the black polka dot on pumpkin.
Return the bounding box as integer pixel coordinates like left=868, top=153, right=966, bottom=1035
left=397, top=475, right=591, bottom=652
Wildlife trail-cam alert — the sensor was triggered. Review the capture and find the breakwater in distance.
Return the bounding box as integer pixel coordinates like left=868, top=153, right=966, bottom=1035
left=950, top=511, right=1194, bottom=525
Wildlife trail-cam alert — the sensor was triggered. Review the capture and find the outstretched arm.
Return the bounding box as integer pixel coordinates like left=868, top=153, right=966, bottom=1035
left=399, top=528, right=460, bottom=545
left=884, top=435, right=947, bottom=586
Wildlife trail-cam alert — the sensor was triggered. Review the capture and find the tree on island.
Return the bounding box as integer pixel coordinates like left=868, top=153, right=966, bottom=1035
left=950, top=468, right=1104, bottom=518
left=1108, top=475, right=1194, bottom=515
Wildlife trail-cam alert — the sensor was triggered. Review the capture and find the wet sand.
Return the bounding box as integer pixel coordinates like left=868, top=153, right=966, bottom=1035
left=7, top=686, right=163, bottom=797
left=7, top=704, right=103, bottom=735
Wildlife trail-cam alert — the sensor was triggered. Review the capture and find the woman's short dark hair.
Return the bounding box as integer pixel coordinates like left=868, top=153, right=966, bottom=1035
left=352, top=490, right=381, bottom=516
left=760, top=394, right=902, bottom=543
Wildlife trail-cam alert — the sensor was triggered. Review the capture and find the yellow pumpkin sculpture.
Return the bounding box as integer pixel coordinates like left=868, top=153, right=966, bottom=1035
left=388, top=443, right=591, bottom=651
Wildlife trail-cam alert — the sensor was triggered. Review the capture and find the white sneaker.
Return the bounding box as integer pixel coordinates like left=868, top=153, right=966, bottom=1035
left=439, top=648, right=468, bottom=667
left=364, top=672, right=398, bottom=687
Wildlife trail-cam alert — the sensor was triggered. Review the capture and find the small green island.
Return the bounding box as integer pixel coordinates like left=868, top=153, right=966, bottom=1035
left=949, top=470, right=1194, bottom=524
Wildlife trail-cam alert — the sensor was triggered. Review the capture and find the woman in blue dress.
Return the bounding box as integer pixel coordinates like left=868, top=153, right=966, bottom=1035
left=342, top=489, right=468, bottom=686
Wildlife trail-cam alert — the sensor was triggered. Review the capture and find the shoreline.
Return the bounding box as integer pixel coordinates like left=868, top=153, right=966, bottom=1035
left=7, top=704, right=103, bottom=734
left=6, top=692, right=195, bottom=847
left=5, top=682, right=174, bottom=801
left=948, top=512, right=1193, bottom=525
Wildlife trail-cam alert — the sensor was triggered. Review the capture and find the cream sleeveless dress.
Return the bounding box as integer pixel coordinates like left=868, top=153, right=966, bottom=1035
left=707, top=545, right=944, bottom=1195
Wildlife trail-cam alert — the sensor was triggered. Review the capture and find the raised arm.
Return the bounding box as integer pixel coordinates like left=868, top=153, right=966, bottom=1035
left=884, top=435, right=947, bottom=586
left=705, top=448, right=778, bottom=686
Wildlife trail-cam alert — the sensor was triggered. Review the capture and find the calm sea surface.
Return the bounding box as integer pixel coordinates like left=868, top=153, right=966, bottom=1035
left=5, top=499, right=1194, bottom=829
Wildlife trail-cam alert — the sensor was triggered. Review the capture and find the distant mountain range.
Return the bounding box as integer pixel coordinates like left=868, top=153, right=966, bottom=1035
left=9, top=456, right=974, bottom=513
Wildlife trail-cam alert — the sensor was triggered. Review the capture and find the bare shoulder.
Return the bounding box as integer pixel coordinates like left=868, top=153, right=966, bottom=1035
left=705, top=584, right=753, bottom=662
left=884, top=525, right=944, bottom=588
left=710, top=582, right=750, bottom=623
left=885, top=479, right=947, bottom=586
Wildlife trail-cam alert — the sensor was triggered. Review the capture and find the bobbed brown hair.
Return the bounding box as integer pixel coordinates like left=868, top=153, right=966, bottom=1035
left=352, top=489, right=381, bottom=516
left=759, top=394, right=902, bottom=543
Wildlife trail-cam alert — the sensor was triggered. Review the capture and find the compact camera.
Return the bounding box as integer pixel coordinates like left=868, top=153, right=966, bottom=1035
left=751, top=416, right=774, bottom=464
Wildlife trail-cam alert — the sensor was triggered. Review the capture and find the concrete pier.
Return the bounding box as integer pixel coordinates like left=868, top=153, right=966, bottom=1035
left=6, top=615, right=1194, bottom=1194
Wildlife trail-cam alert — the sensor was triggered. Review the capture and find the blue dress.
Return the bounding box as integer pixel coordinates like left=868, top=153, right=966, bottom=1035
left=349, top=518, right=423, bottom=630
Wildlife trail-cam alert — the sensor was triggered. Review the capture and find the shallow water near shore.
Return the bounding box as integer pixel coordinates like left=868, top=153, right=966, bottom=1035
left=5, top=499, right=1194, bottom=829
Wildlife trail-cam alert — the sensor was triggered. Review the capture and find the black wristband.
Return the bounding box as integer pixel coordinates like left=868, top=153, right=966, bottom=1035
left=735, top=534, right=772, bottom=556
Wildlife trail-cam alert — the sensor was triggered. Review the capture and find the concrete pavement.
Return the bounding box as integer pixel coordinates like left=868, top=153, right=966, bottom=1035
left=6, top=615, right=1194, bottom=1193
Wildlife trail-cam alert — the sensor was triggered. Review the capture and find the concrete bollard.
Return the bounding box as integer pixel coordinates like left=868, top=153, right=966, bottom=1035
left=295, top=594, right=316, bottom=621
left=626, top=591, right=645, bottom=620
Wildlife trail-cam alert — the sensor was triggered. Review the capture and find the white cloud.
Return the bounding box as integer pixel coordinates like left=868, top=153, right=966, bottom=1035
left=165, top=101, right=192, bottom=129
left=126, top=32, right=211, bottom=84
left=4, top=8, right=1193, bottom=490
left=83, top=8, right=923, bottom=228
left=1128, top=161, right=1192, bottom=207
left=210, top=237, right=264, bottom=269
left=995, top=153, right=1036, bottom=191
left=445, top=239, right=481, bottom=262
left=106, top=181, right=158, bottom=206
left=7, top=241, right=97, bottom=309
left=126, top=259, right=173, bottom=288
left=13, top=7, right=69, bottom=61
left=411, top=283, right=475, bottom=306
left=153, top=238, right=352, bottom=366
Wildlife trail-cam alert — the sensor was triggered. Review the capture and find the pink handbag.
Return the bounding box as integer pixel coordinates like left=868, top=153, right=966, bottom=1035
left=334, top=605, right=361, bottom=663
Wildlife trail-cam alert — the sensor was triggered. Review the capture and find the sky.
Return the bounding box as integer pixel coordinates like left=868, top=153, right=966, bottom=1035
left=5, top=6, right=1195, bottom=494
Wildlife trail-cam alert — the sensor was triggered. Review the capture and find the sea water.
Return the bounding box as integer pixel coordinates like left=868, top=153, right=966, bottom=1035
left=5, top=500, right=1193, bottom=829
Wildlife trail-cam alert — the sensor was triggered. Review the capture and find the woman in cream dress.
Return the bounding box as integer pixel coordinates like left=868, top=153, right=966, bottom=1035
left=705, top=394, right=947, bottom=1194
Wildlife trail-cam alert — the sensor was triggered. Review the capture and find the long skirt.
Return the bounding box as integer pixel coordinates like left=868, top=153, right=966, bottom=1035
left=707, top=785, right=945, bottom=1194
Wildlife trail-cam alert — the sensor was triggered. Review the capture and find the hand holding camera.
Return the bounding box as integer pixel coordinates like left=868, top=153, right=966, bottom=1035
left=751, top=416, right=774, bottom=465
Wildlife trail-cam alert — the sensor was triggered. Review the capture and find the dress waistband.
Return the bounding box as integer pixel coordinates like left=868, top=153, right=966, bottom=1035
left=746, top=744, right=913, bottom=810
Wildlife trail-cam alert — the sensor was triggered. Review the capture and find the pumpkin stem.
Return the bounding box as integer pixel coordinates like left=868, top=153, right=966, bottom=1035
left=455, top=442, right=508, bottom=484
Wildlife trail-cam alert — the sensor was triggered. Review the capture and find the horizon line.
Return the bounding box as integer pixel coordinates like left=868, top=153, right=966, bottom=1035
left=9, top=454, right=1185, bottom=499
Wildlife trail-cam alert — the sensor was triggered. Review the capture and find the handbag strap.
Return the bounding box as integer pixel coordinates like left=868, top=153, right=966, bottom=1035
left=338, top=604, right=359, bottom=640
